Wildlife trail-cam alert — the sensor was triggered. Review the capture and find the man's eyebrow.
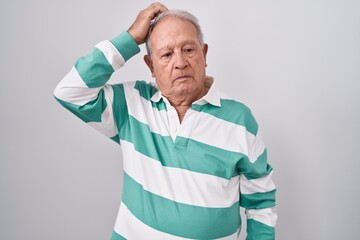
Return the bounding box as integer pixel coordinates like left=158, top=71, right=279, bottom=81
left=158, top=45, right=172, bottom=52
left=181, top=40, right=198, bottom=45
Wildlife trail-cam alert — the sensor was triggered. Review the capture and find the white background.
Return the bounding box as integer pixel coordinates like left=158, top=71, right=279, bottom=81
left=1, top=0, right=359, bottom=239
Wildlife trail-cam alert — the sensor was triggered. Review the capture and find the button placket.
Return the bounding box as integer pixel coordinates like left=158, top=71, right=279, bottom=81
left=163, top=98, right=180, bottom=141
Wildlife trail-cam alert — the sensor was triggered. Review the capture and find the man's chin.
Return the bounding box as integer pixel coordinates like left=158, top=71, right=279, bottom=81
left=174, top=84, right=202, bottom=96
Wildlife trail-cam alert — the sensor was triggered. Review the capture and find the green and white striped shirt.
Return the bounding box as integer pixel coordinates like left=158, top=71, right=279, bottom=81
left=54, top=31, right=277, bottom=240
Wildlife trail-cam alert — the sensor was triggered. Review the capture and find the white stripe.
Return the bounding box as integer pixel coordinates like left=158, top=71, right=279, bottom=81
left=87, top=85, right=118, bottom=137
left=218, top=230, right=240, bottom=240
left=114, top=203, right=241, bottom=240
left=123, top=82, right=170, bottom=136
left=249, top=130, right=266, bottom=163
left=114, top=203, right=187, bottom=240
left=240, top=171, right=276, bottom=194
left=121, top=140, right=240, bottom=208
left=246, top=207, right=277, bottom=227
left=219, top=93, right=267, bottom=162
left=179, top=111, right=265, bottom=162
left=95, top=40, right=125, bottom=70
left=122, top=82, right=265, bottom=162
left=54, top=66, right=100, bottom=106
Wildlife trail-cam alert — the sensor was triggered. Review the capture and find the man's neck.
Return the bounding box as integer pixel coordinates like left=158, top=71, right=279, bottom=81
left=161, top=76, right=213, bottom=123
left=166, top=87, right=209, bottom=123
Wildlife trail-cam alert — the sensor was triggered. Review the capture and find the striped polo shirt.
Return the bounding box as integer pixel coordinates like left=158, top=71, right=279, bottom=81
left=54, top=32, right=277, bottom=239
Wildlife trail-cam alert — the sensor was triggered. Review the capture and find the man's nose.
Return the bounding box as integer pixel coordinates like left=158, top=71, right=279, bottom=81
left=174, top=52, right=188, bottom=69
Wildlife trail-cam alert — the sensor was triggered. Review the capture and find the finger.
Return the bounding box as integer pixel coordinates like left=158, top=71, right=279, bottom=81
left=147, top=2, right=168, bottom=20
left=149, top=2, right=168, bottom=11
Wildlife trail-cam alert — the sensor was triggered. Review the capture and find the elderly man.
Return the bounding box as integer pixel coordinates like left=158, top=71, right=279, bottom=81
left=54, top=2, right=277, bottom=240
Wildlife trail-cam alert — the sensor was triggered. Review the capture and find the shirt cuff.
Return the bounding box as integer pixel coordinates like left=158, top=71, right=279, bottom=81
left=111, top=31, right=141, bottom=62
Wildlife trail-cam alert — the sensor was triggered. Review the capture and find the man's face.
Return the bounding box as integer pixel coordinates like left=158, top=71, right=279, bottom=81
left=145, top=17, right=208, bottom=100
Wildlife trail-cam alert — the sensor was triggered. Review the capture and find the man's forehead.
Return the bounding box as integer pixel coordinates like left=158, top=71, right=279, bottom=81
left=149, top=18, right=200, bottom=48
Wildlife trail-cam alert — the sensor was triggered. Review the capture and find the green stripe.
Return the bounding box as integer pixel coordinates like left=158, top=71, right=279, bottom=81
left=111, top=31, right=140, bottom=61
left=134, top=81, right=166, bottom=111
left=110, top=134, right=120, bottom=144
left=111, top=84, right=129, bottom=132
left=242, top=150, right=273, bottom=180
left=120, top=116, right=244, bottom=179
left=54, top=88, right=106, bottom=123
left=75, top=48, right=114, bottom=88
left=111, top=231, right=126, bottom=240
left=122, top=173, right=240, bottom=239
left=186, top=137, right=245, bottom=179
left=240, top=189, right=276, bottom=209
left=246, top=219, right=275, bottom=240
left=192, top=99, right=258, bottom=135
left=134, top=81, right=157, bottom=100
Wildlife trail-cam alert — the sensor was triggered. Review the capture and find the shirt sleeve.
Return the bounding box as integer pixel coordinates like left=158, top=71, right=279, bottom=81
left=238, top=114, right=277, bottom=239
left=54, top=32, right=140, bottom=143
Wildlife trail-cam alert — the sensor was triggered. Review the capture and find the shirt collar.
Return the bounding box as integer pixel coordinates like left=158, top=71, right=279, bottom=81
left=150, top=76, right=221, bottom=107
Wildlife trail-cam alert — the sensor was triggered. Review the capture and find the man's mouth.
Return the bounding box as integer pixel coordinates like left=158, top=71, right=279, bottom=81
left=175, top=75, right=192, bottom=81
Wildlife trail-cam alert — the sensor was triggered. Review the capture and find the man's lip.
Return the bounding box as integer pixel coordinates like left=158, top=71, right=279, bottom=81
left=175, top=75, right=192, bottom=80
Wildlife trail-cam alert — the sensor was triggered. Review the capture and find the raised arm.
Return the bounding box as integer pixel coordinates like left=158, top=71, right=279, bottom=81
left=54, top=3, right=167, bottom=143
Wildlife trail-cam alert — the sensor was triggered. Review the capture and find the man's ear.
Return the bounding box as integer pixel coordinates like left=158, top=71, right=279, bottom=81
left=202, top=43, right=208, bottom=67
left=144, top=55, right=155, bottom=77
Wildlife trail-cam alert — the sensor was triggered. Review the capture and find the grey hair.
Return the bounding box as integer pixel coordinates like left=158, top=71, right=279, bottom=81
left=145, top=10, right=204, bottom=56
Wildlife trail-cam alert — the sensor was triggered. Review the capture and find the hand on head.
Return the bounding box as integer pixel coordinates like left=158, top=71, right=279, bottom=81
left=128, top=2, right=168, bottom=45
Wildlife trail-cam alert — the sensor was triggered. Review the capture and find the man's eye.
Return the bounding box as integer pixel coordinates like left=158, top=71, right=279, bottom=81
left=162, top=52, right=172, bottom=58
left=184, top=48, right=194, bottom=53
